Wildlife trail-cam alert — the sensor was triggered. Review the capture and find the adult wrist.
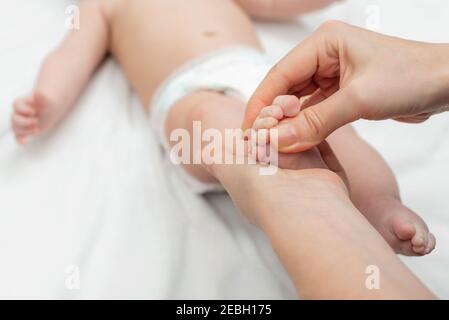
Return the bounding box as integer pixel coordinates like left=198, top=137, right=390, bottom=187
left=256, top=173, right=352, bottom=233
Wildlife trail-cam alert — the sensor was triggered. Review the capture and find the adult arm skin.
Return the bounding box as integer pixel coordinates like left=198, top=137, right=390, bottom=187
left=213, top=163, right=435, bottom=299
left=167, top=90, right=435, bottom=299
left=243, top=21, right=449, bottom=152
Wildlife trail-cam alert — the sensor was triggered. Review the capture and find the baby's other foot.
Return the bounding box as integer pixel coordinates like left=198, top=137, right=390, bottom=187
left=11, top=92, right=51, bottom=145
left=371, top=198, right=436, bottom=256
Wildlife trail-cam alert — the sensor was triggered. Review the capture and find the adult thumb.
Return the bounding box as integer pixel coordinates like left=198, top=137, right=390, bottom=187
left=273, top=90, right=359, bottom=153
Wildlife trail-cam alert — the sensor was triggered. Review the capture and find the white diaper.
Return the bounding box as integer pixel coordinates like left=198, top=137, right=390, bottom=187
left=150, top=46, right=274, bottom=194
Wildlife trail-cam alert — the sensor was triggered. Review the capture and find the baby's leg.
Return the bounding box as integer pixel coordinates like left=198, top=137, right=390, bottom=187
left=165, top=91, right=328, bottom=186
left=252, top=96, right=436, bottom=256
left=328, top=126, right=436, bottom=255
left=165, top=91, right=244, bottom=184
left=11, top=0, right=109, bottom=144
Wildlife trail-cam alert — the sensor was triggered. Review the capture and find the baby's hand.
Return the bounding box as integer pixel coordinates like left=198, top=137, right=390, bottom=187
left=11, top=92, right=49, bottom=145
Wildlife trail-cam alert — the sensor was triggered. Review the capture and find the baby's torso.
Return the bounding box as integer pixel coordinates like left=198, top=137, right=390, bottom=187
left=98, top=0, right=260, bottom=107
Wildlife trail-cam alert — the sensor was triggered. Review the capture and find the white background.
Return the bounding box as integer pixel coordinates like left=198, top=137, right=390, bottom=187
left=0, top=0, right=448, bottom=299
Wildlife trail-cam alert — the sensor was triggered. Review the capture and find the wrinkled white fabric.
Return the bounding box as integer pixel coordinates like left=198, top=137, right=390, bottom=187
left=0, top=0, right=448, bottom=299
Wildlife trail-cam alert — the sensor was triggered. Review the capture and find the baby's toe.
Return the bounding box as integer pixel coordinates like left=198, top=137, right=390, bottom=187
left=411, top=228, right=427, bottom=248
left=247, top=126, right=270, bottom=151
left=392, top=218, right=416, bottom=241
left=273, top=95, right=301, bottom=117
left=256, top=144, right=270, bottom=164
left=253, top=116, right=279, bottom=131
left=380, top=203, right=434, bottom=256
left=11, top=114, right=39, bottom=135
left=412, top=244, right=428, bottom=255
left=259, top=105, right=284, bottom=120
left=391, top=218, right=426, bottom=255
left=412, top=231, right=437, bottom=255
left=411, top=225, right=434, bottom=255
left=425, top=233, right=436, bottom=254
left=14, top=99, right=36, bottom=117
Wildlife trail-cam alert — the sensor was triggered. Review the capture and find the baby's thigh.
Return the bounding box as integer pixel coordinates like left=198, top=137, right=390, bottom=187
left=169, top=91, right=246, bottom=138
left=165, top=90, right=247, bottom=183
left=200, top=94, right=246, bottom=132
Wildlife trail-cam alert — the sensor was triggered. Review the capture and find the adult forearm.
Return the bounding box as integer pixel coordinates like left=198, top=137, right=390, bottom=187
left=257, top=189, right=435, bottom=299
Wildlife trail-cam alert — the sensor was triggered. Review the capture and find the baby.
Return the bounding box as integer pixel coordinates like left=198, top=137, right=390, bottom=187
left=11, top=0, right=434, bottom=256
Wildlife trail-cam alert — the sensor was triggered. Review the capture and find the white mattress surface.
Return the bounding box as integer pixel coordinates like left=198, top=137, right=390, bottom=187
left=0, top=0, right=448, bottom=298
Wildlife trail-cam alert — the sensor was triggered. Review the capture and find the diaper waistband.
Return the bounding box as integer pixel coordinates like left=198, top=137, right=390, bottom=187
left=149, top=46, right=274, bottom=194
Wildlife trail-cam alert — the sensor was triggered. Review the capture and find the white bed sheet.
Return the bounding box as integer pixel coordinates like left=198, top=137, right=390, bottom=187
left=0, top=0, right=448, bottom=299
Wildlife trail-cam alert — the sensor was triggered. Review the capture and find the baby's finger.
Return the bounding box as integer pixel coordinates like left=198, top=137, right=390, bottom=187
left=253, top=117, right=278, bottom=131
left=12, top=114, right=39, bottom=132
left=13, top=125, right=39, bottom=137
left=259, top=105, right=284, bottom=120
left=12, top=113, right=38, bottom=127
left=273, top=95, right=301, bottom=117
left=13, top=99, right=36, bottom=117
left=15, top=135, right=28, bottom=146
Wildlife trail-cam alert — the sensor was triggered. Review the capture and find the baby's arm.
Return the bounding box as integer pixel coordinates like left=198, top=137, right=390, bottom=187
left=12, top=0, right=109, bottom=144
left=234, top=0, right=339, bottom=19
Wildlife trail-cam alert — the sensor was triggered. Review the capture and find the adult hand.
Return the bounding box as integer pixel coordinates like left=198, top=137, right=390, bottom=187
left=212, top=140, right=434, bottom=299
left=243, top=21, right=449, bottom=152
left=212, top=138, right=349, bottom=226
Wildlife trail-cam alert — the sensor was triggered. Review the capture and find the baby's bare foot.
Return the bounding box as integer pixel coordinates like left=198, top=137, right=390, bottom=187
left=368, top=198, right=436, bottom=256
left=252, top=94, right=436, bottom=256
left=11, top=92, right=53, bottom=145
